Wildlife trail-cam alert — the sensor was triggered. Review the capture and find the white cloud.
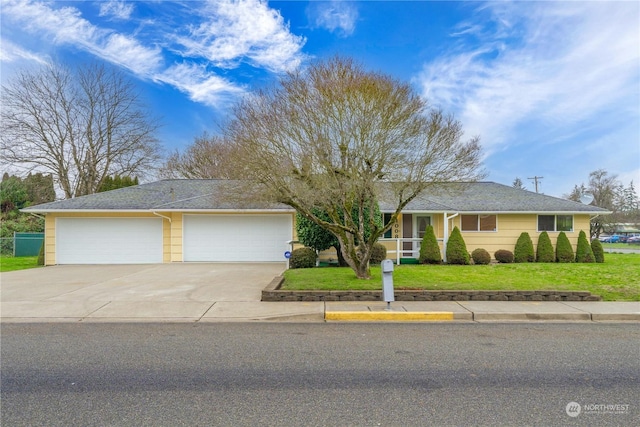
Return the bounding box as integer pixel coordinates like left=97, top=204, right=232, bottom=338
left=1, top=0, right=162, bottom=75
left=415, top=2, right=640, bottom=155
left=0, top=39, right=48, bottom=64
left=157, top=62, right=245, bottom=107
left=99, top=0, right=134, bottom=21
left=307, top=0, right=358, bottom=37
left=176, top=0, right=306, bottom=72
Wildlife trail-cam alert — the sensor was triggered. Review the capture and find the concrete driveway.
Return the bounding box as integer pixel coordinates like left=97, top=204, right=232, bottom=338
left=0, top=263, right=324, bottom=322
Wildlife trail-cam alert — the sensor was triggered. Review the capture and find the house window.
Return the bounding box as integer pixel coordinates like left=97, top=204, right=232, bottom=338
left=461, top=214, right=497, bottom=231
left=383, top=213, right=393, bottom=238
left=538, top=215, right=573, bottom=232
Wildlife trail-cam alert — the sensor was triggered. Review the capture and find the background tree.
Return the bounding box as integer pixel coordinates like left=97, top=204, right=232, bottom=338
left=225, top=57, right=484, bottom=278
left=512, top=177, right=526, bottom=190
left=23, top=173, right=55, bottom=206
left=160, top=133, right=238, bottom=179
left=97, top=175, right=139, bottom=193
left=0, top=174, right=46, bottom=255
left=1, top=62, right=161, bottom=198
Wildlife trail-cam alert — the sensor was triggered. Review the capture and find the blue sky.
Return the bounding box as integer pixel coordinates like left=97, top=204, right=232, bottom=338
left=1, top=0, right=639, bottom=198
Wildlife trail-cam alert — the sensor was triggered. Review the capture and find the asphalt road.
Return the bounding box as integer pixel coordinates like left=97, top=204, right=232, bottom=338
left=2, top=323, right=639, bottom=427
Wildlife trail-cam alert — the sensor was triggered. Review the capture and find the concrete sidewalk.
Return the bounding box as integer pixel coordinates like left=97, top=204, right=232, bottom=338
left=2, top=300, right=639, bottom=323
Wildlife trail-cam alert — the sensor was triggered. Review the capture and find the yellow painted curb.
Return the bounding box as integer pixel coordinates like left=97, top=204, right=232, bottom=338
left=325, top=311, right=455, bottom=322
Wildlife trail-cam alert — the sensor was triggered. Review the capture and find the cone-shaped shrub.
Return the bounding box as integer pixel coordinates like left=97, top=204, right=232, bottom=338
left=555, top=232, right=574, bottom=263
left=419, top=225, right=442, bottom=264
left=494, top=249, right=514, bottom=263
left=446, top=226, right=470, bottom=265
left=575, top=230, right=595, bottom=263
left=514, top=232, right=535, bottom=263
left=471, top=248, right=491, bottom=265
left=591, top=239, right=605, bottom=263
left=536, top=231, right=555, bottom=263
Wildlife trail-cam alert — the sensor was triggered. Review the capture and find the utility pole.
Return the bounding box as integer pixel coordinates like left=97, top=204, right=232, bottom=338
left=528, top=176, right=544, bottom=193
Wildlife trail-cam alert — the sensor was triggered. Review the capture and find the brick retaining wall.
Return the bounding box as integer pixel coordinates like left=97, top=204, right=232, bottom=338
left=261, top=277, right=602, bottom=302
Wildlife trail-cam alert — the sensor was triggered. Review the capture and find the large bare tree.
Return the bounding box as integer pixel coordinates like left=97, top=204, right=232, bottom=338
left=160, top=132, right=238, bottom=179
left=225, top=57, right=484, bottom=278
left=1, top=62, right=161, bottom=198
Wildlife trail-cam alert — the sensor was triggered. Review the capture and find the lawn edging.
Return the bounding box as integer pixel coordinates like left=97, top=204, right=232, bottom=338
left=261, top=276, right=602, bottom=302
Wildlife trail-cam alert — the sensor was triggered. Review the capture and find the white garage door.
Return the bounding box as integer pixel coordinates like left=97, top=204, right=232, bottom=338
left=183, top=214, right=292, bottom=262
left=56, top=218, right=163, bottom=264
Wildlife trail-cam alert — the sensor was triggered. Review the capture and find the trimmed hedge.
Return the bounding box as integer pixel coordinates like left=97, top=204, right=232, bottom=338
left=446, top=226, right=469, bottom=265
left=419, top=225, right=442, bottom=264
left=471, top=248, right=491, bottom=265
left=514, top=232, right=535, bottom=263
left=369, top=242, right=387, bottom=265
left=575, top=230, right=595, bottom=263
left=536, top=231, right=555, bottom=263
left=289, top=247, right=317, bottom=269
left=495, top=249, right=514, bottom=263
left=556, top=232, right=574, bottom=263
left=591, top=239, right=605, bottom=263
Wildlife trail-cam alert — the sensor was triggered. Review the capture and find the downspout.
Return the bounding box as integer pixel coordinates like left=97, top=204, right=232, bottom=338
left=152, top=211, right=172, bottom=223
left=443, top=212, right=459, bottom=263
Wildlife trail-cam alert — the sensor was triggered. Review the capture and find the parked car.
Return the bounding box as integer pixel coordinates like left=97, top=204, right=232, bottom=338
left=627, top=235, right=640, bottom=244
left=601, top=235, right=621, bottom=243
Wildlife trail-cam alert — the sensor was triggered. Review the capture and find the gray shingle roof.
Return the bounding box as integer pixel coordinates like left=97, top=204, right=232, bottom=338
left=380, top=182, right=609, bottom=213
left=23, top=179, right=609, bottom=214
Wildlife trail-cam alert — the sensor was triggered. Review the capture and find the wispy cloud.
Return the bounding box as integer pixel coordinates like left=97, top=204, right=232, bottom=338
left=415, top=2, right=640, bottom=155
left=158, top=62, right=245, bottom=107
left=99, top=0, right=134, bottom=21
left=1, top=0, right=306, bottom=107
left=1, top=0, right=162, bottom=75
left=307, top=0, right=358, bottom=37
left=0, top=39, right=48, bottom=64
left=176, top=0, right=306, bottom=72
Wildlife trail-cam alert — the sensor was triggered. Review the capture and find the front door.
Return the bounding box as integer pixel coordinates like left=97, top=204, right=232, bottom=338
left=413, top=215, right=432, bottom=256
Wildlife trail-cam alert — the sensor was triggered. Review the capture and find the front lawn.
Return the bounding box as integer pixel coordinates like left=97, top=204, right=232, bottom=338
left=0, top=256, right=41, bottom=273
left=282, top=253, right=640, bottom=301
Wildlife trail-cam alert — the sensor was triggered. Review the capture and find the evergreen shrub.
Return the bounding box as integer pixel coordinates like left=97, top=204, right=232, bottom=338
left=290, top=247, right=317, bottom=269
left=419, top=225, right=442, bottom=264
left=555, top=232, right=574, bottom=263
left=591, top=239, right=605, bottom=263
left=446, top=226, right=470, bottom=265
left=575, top=230, right=595, bottom=263
left=536, top=231, right=555, bottom=263
left=494, top=249, right=514, bottom=263
left=369, top=243, right=387, bottom=265
left=471, top=248, right=491, bottom=265
left=514, top=232, right=535, bottom=263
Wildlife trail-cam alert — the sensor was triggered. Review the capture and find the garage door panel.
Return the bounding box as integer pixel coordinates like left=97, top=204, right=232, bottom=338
left=56, top=218, right=163, bottom=264
left=183, top=215, right=292, bottom=262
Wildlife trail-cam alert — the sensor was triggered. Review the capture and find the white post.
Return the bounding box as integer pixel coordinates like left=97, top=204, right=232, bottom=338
left=443, top=212, right=448, bottom=263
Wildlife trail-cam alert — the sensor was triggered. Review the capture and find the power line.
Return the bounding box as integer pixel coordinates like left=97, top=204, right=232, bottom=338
left=528, top=176, right=544, bottom=193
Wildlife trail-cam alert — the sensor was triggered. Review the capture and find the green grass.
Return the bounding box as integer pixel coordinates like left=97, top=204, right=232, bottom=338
left=0, top=256, right=40, bottom=272
left=602, top=243, right=639, bottom=250
left=282, top=253, right=640, bottom=301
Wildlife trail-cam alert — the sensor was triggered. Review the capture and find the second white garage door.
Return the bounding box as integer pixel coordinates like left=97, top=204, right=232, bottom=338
left=183, top=214, right=293, bottom=262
